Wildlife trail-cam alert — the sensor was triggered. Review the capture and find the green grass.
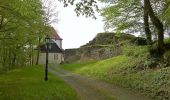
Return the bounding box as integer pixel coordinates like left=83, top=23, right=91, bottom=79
left=61, top=55, right=131, bottom=81
left=61, top=51, right=170, bottom=100
left=0, top=65, right=78, bottom=100
left=62, top=61, right=97, bottom=72
left=77, top=56, right=129, bottom=77
left=61, top=55, right=132, bottom=85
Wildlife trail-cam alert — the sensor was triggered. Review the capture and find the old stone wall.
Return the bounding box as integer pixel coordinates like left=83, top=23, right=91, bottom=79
left=64, top=33, right=145, bottom=63
left=64, top=45, right=122, bottom=63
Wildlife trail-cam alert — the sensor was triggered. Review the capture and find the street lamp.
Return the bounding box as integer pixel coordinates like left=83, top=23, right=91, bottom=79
left=45, top=35, right=50, bottom=81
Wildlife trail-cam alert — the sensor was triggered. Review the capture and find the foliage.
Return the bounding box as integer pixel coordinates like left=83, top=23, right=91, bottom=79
left=130, top=37, right=147, bottom=45
left=100, top=0, right=170, bottom=57
left=0, top=65, right=78, bottom=100
left=100, top=0, right=144, bottom=33
left=164, top=38, right=170, bottom=44
left=61, top=51, right=170, bottom=99
left=59, top=0, right=98, bottom=19
left=82, top=32, right=135, bottom=48
left=0, top=0, right=52, bottom=71
left=100, top=0, right=168, bottom=34
left=162, top=0, right=170, bottom=26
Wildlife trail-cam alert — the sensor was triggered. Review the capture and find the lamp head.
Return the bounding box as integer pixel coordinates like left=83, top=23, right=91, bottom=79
left=45, top=35, right=50, bottom=43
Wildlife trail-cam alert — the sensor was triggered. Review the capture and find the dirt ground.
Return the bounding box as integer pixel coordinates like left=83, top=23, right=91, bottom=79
left=49, top=66, right=152, bottom=100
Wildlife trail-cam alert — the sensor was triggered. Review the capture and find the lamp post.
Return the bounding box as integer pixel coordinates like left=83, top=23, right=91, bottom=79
left=45, top=35, right=49, bottom=81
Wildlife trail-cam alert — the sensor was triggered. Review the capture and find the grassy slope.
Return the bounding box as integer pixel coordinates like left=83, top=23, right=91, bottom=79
left=61, top=45, right=170, bottom=100
left=0, top=65, right=78, bottom=100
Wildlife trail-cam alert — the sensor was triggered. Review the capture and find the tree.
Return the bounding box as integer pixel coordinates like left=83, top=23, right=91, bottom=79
left=0, top=0, right=46, bottom=71
left=35, top=0, right=59, bottom=65
left=145, top=0, right=165, bottom=56
left=99, top=0, right=169, bottom=57
left=58, top=0, right=98, bottom=19
left=144, top=0, right=152, bottom=46
left=100, top=0, right=144, bottom=34
left=62, top=0, right=169, bottom=57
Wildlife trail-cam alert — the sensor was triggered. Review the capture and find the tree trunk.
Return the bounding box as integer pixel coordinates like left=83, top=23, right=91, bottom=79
left=36, top=48, right=40, bottom=65
left=12, top=53, right=16, bottom=67
left=144, top=0, right=152, bottom=45
left=31, top=44, right=34, bottom=65
left=145, top=0, right=165, bottom=56
left=36, top=36, right=41, bottom=65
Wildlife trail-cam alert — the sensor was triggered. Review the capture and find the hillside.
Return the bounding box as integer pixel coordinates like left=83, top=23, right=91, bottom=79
left=64, top=32, right=146, bottom=63
left=62, top=33, right=170, bottom=100
left=62, top=44, right=170, bottom=100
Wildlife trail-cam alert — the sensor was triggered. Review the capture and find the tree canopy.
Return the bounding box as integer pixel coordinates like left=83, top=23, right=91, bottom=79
left=0, top=0, right=50, bottom=71
left=99, top=0, right=170, bottom=57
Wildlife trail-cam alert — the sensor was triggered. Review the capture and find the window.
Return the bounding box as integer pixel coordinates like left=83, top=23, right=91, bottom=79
left=54, top=54, right=58, bottom=60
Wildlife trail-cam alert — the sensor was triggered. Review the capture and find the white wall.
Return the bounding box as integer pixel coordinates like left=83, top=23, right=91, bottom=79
left=38, top=53, right=64, bottom=64
left=52, top=39, right=62, bottom=49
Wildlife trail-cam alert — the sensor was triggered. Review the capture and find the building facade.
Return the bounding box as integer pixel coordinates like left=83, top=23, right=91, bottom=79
left=38, top=27, right=64, bottom=64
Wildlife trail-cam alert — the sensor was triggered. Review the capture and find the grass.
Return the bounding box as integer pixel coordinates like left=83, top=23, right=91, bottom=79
left=61, top=61, right=97, bottom=72
left=77, top=56, right=129, bottom=77
left=0, top=65, right=78, bottom=100
left=61, top=45, right=170, bottom=100
left=61, top=55, right=131, bottom=81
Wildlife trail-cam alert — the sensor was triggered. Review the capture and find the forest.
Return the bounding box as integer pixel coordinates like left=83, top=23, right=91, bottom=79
left=0, top=0, right=57, bottom=71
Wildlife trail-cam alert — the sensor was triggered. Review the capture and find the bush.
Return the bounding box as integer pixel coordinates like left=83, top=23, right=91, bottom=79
left=130, top=37, right=147, bottom=45
left=163, top=51, right=170, bottom=67
left=123, top=45, right=148, bottom=57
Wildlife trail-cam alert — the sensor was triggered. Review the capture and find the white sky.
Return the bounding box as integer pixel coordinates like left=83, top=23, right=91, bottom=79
left=49, top=1, right=105, bottom=49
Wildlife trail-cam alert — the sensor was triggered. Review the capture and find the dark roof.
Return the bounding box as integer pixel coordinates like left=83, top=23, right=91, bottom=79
left=39, top=43, right=63, bottom=53
left=50, top=27, right=63, bottom=40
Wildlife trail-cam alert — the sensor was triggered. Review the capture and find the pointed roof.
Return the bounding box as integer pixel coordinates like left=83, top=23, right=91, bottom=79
left=50, top=27, right=62, bottom=40
left=39, top=43, right=63, bottom=53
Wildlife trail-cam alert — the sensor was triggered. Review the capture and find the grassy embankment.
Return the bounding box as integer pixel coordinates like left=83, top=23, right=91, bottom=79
left=0, top=65, right=78, bottom=100
left=61, top=44, right=170, bottom=100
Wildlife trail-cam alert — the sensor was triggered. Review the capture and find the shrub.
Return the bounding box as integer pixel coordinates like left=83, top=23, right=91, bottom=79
left=123, top=45, right=148, bottom=57
left=130, top=37, right=147, bottom=45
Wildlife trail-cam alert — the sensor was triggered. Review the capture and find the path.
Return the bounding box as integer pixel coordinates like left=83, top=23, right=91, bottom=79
left=49, top=66, right=152, bottom=100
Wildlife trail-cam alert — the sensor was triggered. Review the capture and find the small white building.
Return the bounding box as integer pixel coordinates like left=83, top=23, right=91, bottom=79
left=38, top=27, right=64, bottom=64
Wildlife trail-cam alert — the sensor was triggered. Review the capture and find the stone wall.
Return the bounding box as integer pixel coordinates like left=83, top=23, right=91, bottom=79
left=79, top=45, right=122, bottom=60
left=64, top=49, right=80, bottom=63
left=64, top=33, right=144, bottom=63
left=64, top=45, right=122, bottom=63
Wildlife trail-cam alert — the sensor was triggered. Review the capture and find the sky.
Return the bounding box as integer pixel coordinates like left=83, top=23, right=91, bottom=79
left=49, top=1, right=105, bottom=49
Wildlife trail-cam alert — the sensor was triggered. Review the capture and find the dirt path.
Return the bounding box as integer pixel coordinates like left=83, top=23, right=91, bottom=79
left=49, top=66, right=152, bottom=100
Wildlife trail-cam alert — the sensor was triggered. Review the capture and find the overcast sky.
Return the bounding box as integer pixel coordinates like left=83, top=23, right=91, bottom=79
left=48, top=1, right=105, bottom=49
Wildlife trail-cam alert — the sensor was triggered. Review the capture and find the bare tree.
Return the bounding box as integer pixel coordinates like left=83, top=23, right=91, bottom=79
left=36, top=0, right=59, bottom=65
left=42, top=0, right=59, bottom=25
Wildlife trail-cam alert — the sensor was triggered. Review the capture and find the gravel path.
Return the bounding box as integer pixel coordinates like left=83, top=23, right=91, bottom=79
left=49, top=66, right=152, bottom=100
